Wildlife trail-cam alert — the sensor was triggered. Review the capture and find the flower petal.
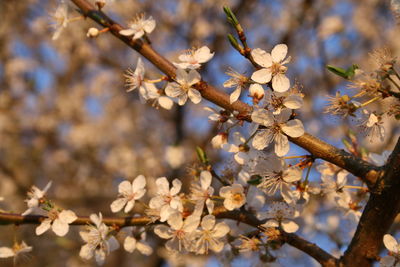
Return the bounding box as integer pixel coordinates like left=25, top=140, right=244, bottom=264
left=274, top=133, right=289, bottom=156
left=251, top=48, right=273, bottom=68
left=281, top=119, right=304, bottom=137
left=271, top=44, right=288, bottom=63
left=188, top=88, right=202, bottom=104
left=251, top=68, right=272, bottom=84
left=272, top=74, right=290, bottom=92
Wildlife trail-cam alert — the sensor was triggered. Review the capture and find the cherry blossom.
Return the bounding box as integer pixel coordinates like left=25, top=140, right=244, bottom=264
left=190, top=170, right=215, bottom=214
left=251, top=108, right=304, bottom=156
left=222, top=131, right=251, bottom=165
left=165, top=68, right=202, bottom=105
left=79, top=213, right=120, bottom=265
left=124, top=58, right=145, bottom=93
left=381, top=234, right=400, bottom=267
left=0, top=241, right=32, bottom=262
left=173, top=46, right=214, bottom=70
left=252, top=156, right=302, bottom=204
left=36, top=209, right=77, bottom=237
left=223, top=68, right=249, bottom=104
left=119, top=14, right=156, bottom=40
left=219, top=184, right=246, bottom=211
left=110, top=175, right=147, bottom=213
left=193, top=215, right=230, bottom=254
left=259, top=202, right=299, bottom=233
left=22, top=181, right=52, bottom=216
left=251, top=44, right=291, bottom=92
left=149, top=177, right=183, bottom=222
left=359, top=110, right=385, bottom=142
left=122, top=229, right=153, bottom=255
left=140, top=82, right=174, bottom=110
left=154, top=212, right=200, bottom=252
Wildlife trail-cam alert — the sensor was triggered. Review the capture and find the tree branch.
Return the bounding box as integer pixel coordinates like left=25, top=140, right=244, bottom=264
left=1, top=207, right=338, bottom=266
left=341, top=137, right=400, bottom=266
left=69, top=0, right=380, bottom=187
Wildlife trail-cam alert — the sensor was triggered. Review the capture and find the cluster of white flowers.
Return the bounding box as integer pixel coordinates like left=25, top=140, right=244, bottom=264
left=124, top=44, right=214, bottom=109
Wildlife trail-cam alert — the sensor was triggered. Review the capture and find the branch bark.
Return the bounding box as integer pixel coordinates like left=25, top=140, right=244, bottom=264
left=341, top=137, right=400, bottom=266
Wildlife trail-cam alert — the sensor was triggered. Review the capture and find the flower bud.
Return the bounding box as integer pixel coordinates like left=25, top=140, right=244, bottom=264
left=87, top=28, right=100, bottom=38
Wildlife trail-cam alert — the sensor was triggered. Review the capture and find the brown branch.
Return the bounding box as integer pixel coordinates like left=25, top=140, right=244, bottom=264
left=281, top=232, right=339, bottom=267
left=69, top=0, right=380, bottom=188
left=0, top=212, right=152, bottom=227
left=341, top=137, right=400, bottom=266
left=1, top=207, right=338, bottom=266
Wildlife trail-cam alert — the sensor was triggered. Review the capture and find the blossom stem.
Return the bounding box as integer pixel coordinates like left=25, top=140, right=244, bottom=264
left=144, top=78, right=164, bottom=83
left=359, top=96, right=381, bottom=108
left=343, top=185, right=368, bottom=191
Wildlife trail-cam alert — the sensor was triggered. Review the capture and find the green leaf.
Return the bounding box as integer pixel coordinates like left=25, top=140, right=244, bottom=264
left=326, top=64, right=359, bottom=80
left=196, top=147, right=209, bottom=164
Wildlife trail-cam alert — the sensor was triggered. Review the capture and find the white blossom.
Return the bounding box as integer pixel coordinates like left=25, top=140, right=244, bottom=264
left=124, top=58, right=145, bottom=92
left=123, top=229, right=153, bottom=255
left=0, top=241, right=32, bottom=262
left=190, top=170, right=215, bottom=214
left=259, top=202, right=299, bottom=233
left=381, top=234, right=400, bottom=267
left=359, top=110, right=385, bottom=142
left=36, top=209, right=77, bottom=236
left=22, top=181, right=52, bottom=216
left=264, top=89, right=303, bottom=114
left=140, top=82, right=174, bottom=110
left=110, top=175, right=146, bottom=213
left=165, top=68, right=202, bottom=105
left=119, top=14, right=156, bottom=40
left=154, top=212, right=200, bottom=252
left=50, top=0, right=69, bottom=40
left=369, top=150, right=391, bottom=166
left=149, top=177, right=183, bottom=222
left=251, top=44, right=291, bottom=92
left=79, top=213, right=120, bottom=266
left=173, top=46, right=214, bottom=70
left=222, top=131, right=250, bottom=165
left=252, top=156, right=302, bottom=204
left=251, top=108, right=304, bottom=156
left=193, top=215, right=230, bottom=254
left=219, top=184, right=246, bottom=211
left=223, top=68, right=249, bottom=104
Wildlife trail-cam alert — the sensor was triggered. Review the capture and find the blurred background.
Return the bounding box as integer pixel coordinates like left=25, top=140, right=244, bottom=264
left=0, top=0, right=399, bottom=266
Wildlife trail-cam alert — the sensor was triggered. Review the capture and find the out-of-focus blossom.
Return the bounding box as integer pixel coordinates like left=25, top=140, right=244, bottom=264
left=123, top=229, right=153, bottom=255
left=50, top=1, right=69, bottom=40
left=258, top=202, right=299, bottom=233
left=165, top=146, right=185, bottom=169
left=173, top=46, right=214, bottom=70
left=119, top=14, right=156, bottom=40
left=0, top=241, right=32, bottom=262
left=369, top=150, right=391, bottom=166
left=22, top=181, right=52, bottom=216
left=79, top=213, right=120, bottom=266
